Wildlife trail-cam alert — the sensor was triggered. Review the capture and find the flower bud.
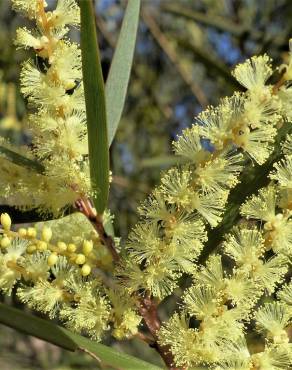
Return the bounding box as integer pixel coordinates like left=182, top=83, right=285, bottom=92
left=47, top=252, right=58, bottom=267
left=1, top=213, right=11, bottom=230
left=18, top=228, right=27, bottom=237
left=81, top=263, right=91, bottom=276
left=42, top=227, right=52, bottom=242
left=27, top=245, right=37, bottom=254
left=68, top=243, right=77, bottom=253
left=57, top=241, right=67, bottom=252
left=1, top=236, right=10, bottom=248
left=37, top=241, right=47, bottom=251
left=27, top=227, right=37, bottom=238
left=75, top=253, right=86, bottom=265
left=82, top=240, right=93, bottom=255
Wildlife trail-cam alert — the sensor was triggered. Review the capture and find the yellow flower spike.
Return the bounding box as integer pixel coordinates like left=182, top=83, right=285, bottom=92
left=37, top=241, right=47, bottom=251
left=57, top=241, right=67, bottom=252
left=42, top=227, right=52, bottom=242
left=0, top=213, right=11, bottom=231
left=1, top=236, right=11, bottom=249
left=18, top=228, right=27, bottom=237
left=27, top=227, right=37, bottom=238
left=26, top=245, right=37, bottom=254
left=81, top=263, right=91, bottom=276
left=75, top=253, right=86, bottom=265
left=47, top=252, right=58, bottom=267
left=82, top=240, right=93, bottom=256
left=67, top=243, right=77, bottom=253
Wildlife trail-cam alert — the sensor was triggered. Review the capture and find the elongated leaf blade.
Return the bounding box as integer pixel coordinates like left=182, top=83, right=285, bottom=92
left=80, top=0, right=109, bottom=214
left=0, top=145, right=44, bottom=173
left=0, top=304, right=162, bottom=370
left=106, top=0, right=140, bottom=145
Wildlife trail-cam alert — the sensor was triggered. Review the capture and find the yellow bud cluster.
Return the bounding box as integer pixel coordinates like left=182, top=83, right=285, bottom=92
left=0, top=212, right=99, bottom=277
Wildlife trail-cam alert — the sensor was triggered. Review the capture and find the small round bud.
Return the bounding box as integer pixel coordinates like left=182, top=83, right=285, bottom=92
left=42, top=227, right=52, bottom=242
left=27, top=227, right=37, bottom=238
left=18, top=228, right=27, bottom=237
left=81, top=263, right=91, bottom=276
left=37, top=241, right=47, bottom=251
left=27, top=245, right=37, bottom=254
left=1, top=236, right=10, bottom=249
left=82, top=240, right=93, bottom=255
left=75, top=253, right=86, bottom=265
left=47, top=252, right=58, bottom=267
left=57, top=241, right=67, bottom=252
left=65, top=80, right=76, bottom=90
left=1, top=213, right=11, bottom=230
left=67, top=243, right=77, bottom=253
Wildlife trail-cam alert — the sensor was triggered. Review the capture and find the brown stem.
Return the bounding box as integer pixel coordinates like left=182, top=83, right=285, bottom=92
left=93, top=214, right=120, bottom=263
left=76, top=198, right=120, bottom=263
left=134, top=331, right=154, bottom=344
left=138, top=295, right=182, bottom=370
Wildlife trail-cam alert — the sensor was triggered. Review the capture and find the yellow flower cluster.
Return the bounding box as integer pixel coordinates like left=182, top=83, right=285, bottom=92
left=120, top=45, right=291, bottom=302
left=157, top=45, right=292, bottom=368
left=0, top=211, right=141, bottom=340
left=0, top=0, right=91, bottom=216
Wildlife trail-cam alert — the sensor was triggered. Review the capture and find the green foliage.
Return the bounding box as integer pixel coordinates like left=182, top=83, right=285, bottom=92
left=0, top=303, right=161, bottom=370
left=80, top=0, right=109, bottom=214
left=106, top=0, right=141, bottom=146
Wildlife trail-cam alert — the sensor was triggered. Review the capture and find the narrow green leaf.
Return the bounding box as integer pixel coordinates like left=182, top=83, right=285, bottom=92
left=0, top=303, right=162, bottom=370
left=0, top=303, right=76, bottom=351
left=106, top=0, right=140, bottom=145
left=80, top=0, right=109, bottom=214
left=0, top=145, right=45, bottom=173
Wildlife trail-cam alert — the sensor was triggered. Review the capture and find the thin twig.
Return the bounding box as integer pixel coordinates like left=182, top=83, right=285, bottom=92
left=142, top=9, right=209, bottom=108
left=77, top=198, right=120, bottom=262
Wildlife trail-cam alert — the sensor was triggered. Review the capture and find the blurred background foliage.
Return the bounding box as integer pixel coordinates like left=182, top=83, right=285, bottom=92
left=0, top=0, right=291, bottom=368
